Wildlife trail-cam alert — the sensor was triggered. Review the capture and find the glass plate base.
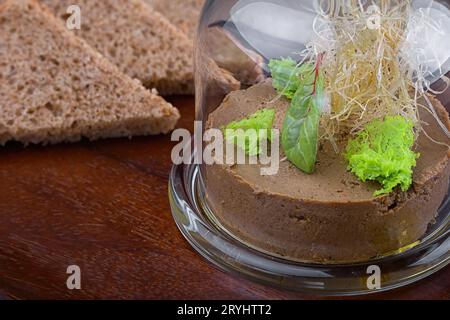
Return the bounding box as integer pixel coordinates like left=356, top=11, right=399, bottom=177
left=169, top=162, right=450, bottom=296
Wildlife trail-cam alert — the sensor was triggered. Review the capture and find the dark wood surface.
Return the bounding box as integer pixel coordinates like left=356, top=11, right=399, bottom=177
left=0, top=96, right=448, bottom=300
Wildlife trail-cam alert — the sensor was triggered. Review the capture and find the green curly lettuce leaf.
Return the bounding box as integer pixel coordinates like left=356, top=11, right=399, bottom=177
left=345, top=116, right=420, bottom=196
left=269, top=58, right=306, bottom=99
left=224, top=108, right=275, bottom=156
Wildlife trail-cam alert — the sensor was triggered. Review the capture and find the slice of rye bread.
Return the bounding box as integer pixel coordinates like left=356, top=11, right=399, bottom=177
left=0, top=0, right=180, bottom=145
left=145, top=0, right=263, bottom=86
left=40, top=0, right=195, bottom=95
left=144, top=0, right=204, bottom=37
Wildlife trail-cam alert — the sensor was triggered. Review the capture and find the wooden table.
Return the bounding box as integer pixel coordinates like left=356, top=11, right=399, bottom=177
left=0, top=96, right=448, bottom=300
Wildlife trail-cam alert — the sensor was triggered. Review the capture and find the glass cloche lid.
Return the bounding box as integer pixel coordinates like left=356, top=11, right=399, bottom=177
left=170, top=0, right=450, bottom=294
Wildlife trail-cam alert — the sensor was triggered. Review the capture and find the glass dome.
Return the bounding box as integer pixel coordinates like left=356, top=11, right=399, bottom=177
left=170, top=0, right=450, bottom=295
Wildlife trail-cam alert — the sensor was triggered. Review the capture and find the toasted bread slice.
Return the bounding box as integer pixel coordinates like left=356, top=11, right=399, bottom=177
left=0, top=0, right=180, bottom=145
left=41, top=0, right=195, bottom=95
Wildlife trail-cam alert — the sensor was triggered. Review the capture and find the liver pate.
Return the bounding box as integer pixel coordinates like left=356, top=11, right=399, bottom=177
left=204, top=80, right=450, bottom=264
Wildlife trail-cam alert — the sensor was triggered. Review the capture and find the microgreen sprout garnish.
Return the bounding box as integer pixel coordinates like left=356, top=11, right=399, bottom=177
left=267, top=0, right=449, bottom=191
left=312, top=0, right=449, bottom=142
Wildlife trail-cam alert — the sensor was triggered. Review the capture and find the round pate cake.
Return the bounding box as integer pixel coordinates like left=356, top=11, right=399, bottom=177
left=204, top=80, right=450, bottom=264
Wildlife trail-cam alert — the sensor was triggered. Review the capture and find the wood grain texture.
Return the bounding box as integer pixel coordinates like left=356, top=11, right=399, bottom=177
left=0, top=96, right=448, bottom=300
